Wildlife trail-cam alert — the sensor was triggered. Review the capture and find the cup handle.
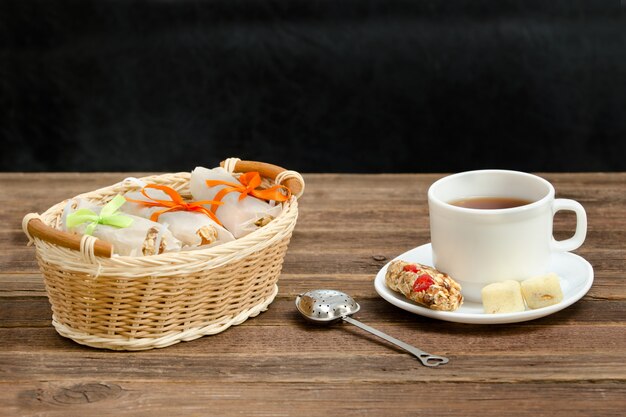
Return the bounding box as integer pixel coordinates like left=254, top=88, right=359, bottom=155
left=551, top=199, right=587, bottom=252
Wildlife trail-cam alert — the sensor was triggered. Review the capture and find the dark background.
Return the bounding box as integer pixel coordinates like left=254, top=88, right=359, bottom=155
left=1, top=0, right=625, bottom=173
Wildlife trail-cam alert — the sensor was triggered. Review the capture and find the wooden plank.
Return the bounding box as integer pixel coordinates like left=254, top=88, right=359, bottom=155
left=0, top=350, right=624, bottom=383
left=0, top=274, right=47, bottom=296
left=9, top=198, right=626, bottom=228
left=4, top=172, right=625, bottom=204
left=0, top=243, right=623, bottom=279
left=1, top=381, right=624, bottom=417
left=2, top=294, right=625, bottom=330
left=2, top=268, right=626, bottom=302
left=1, top=320, right=625, bottom=357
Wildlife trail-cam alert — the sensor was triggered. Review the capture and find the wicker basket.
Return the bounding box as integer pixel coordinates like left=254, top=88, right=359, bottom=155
left=22, top=158, right=304, bottom=350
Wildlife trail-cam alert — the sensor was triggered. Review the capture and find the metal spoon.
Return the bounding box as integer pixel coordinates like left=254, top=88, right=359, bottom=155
left=295, top=289, right=449, bottom=367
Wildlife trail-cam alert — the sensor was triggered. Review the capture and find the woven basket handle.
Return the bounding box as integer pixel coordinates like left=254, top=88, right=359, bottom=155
left=220, top=158, right=305, bottom=198
left=23, top=216, right=113, bottom=258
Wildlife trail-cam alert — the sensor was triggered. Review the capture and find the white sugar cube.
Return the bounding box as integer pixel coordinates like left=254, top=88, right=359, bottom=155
left=481, top=280, right=526, bottom=314
left=521, top=273, right=563, bottom=309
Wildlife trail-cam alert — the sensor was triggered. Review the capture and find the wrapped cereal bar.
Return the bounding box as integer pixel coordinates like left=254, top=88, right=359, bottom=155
left=123, top=184, right=235, bottom=249
left=63, top=195, right=182, bottom=256
left=189, top=166, right=290, bottom=238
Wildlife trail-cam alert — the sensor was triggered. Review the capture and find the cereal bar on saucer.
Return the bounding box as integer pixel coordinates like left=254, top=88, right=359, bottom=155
left=385, top=260, right=463, bottom=311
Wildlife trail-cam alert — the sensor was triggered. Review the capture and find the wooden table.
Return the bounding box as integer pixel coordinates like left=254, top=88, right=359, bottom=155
left=1, top=173, right=625, bottom=416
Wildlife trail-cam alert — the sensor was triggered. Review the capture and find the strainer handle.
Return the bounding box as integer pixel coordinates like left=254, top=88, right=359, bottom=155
left=341, top=316, right=449, bottom=367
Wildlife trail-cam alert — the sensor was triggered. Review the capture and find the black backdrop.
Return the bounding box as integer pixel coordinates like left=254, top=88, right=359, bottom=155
left=1, top=0, right=625, bottom=173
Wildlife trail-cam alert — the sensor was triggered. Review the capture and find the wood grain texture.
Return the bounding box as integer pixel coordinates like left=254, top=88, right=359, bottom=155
left=1, top=172, right=625, bottom=416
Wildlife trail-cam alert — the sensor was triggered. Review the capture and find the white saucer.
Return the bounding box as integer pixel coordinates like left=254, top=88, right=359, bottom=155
left=374, top=243, right=594, bottom=324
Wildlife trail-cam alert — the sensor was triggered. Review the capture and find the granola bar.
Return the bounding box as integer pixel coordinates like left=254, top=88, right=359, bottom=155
left=385, top=260, right=463, bottom=311
left=142, top=227, right=169, bottom=256
left=197, top=225, right=218, bottom=246
left=254, top=215, right=274, bottom=228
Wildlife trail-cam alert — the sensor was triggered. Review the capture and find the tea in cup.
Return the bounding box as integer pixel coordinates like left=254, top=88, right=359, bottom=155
left=427, top=170, right=587, bottom=302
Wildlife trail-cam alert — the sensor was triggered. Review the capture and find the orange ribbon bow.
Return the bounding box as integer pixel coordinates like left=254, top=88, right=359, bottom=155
left=125, top=184, right=224, bottom=225
left=205, top=171, right=291, bottom=213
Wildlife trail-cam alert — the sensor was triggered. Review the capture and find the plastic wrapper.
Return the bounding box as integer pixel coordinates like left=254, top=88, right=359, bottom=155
left=189, top=167, right=284, bottom=238
left=62, top=197, right=182, bottom=256
left=123, top=187, right=235, bottom=248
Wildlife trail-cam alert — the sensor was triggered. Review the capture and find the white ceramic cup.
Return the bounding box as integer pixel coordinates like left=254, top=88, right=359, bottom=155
left=428, top=170, right=587, bottom=302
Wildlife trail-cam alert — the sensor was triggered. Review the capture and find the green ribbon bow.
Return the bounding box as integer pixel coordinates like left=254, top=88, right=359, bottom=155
left=66, top=195, right=134, bottom=235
